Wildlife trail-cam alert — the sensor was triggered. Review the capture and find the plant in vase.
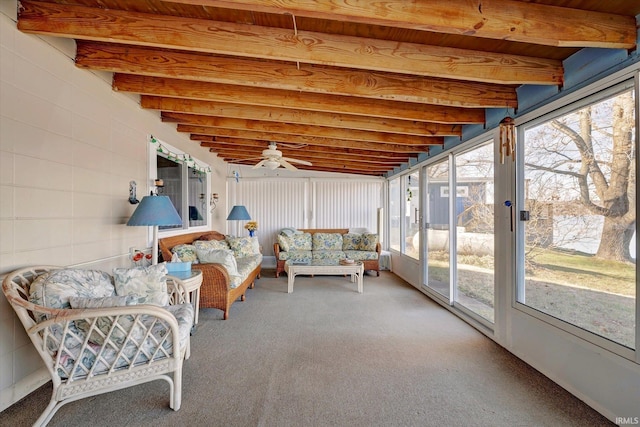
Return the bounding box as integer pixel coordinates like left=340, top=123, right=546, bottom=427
left=131, top=249, right=152, bottom=267
left=244, top=220, right=258, bottom=237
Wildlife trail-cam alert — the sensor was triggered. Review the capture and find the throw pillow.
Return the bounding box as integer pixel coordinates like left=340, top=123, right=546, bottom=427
left=360, top=233, right=379, bottom=251
left=277, top=234, right=291, bottom=252
left=69, top=295, right=138, bottom=309
left=226, top=236, right=260, bottom=258
left=195, top=247, right=241, bottom=277
left=113, top=263, right=169, bottom=306
left=171, top=244, right=199, bottom=264
left=288, top=232, right=312, bottom=251
left=313, top=233, right=343, bottom=251
left=194, top=239, right=230, bottom=251
left=342, top=233, right=362, bottom=250
left=29, top=269, right=115, bottom=323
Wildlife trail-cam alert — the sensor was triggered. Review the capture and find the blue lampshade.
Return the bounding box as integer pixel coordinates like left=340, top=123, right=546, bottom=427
left=127, top=195, right=182, bottom=226
left=227, top=205, right=251, bottom=221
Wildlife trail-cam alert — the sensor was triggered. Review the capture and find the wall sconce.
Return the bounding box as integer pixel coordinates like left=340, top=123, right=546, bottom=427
left=210, top=193, right=219, bottom=211
left=153, top=178, right=164, bottom=195
left=128, top=181, right=139, bottom=204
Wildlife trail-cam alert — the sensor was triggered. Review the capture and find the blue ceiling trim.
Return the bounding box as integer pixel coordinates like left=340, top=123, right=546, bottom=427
left=516, top=85, right=559, bottom=112
left=564, top=48, right=630, bottom=89
left=485, top=107, right=516, bottom=129
left=518, top=48, right=633, bottom=113
left=461, top=123, right=485, bottom=140
left=386, top=19, right=640, bottom=180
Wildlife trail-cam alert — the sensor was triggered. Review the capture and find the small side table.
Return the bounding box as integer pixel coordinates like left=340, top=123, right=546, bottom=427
left=168, top=269, right=203, bottom=325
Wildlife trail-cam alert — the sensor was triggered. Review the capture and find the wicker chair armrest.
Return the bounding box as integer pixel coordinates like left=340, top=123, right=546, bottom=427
left=376, top=242, right=382, bottom=254
left=273, top=243, right=281, bottom=257
left=192, top=263, right=231, bottom=291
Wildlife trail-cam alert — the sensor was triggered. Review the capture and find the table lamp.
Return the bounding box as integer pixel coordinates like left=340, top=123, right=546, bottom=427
left=127, top=195, right=182, bottom=264
left=227, top=205, right=251, bottom=236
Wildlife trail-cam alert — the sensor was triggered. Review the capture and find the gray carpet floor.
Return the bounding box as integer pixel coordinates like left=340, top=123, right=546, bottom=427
left=1, top=269, right=613, bottom=426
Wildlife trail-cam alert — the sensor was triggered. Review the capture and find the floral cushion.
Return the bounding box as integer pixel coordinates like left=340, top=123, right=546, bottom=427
left=312, top=233, right=343, bottom=251
left=113, top=263, right=169, bottom=307
left=70, top=296, right=140, bottom=346
left=312, top=250, right=346, bottom=261
left=226, top=236, right=260, bottom=258
left=360, top=233, right=379, bottom=251
left=344, top=250, right=379, bottom=260
left=194, top=239, right=230, bottom=251
left=195, top=247, right=241, bottom=278
left=277, top=234, right=291, bottom=252
left=278, top=250, right=312, bottom=262
left=69, top=295, right=137, bottom=308
left=55, top=303, right=194, bottom=380
left=279, top=233, right=312, bottom=252
left=234, top=255, right=263, bottom=289
left=171, top=244, right=199, bottom=264
left=29, top=269, right=115, bottom=323
left=342, top=233, right=362, bottom=250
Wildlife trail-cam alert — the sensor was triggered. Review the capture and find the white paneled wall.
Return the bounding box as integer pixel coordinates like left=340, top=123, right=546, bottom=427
left=0, top=4, right=225, bottom=410
left=312, top=180, right=382, bottom=230
left=228, top=178, right=309, bottom=257
left=228, top=177, right=383, bottom=260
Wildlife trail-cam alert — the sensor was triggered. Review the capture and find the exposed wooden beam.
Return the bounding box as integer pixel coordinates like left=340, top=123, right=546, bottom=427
left=77, top=42, right=518, bottom=108
left=167, top=0, right=636, bottom=49
left=142, top=96, right=462, bottom=137
left=214, top=152, right=388, bottom=175
left=163, top=113, right=445, bottom=146
left=198, top=139, right=413, bottom=162
left=209, top=147, right=408, bottom=166
left=196, top=135, right=429, bottom=154
left=113, top=74, right=485, bottom=124
left=229, top=161, right=393, bottom=173
left=222, top=155, right=395, bottom=172
left=19, top=1, right=563, bottom=85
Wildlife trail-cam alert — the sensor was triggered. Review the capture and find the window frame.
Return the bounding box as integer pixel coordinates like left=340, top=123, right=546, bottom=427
left=514, top=75, right=638, bottom=362
left=148, top=136, right=211, bottom=238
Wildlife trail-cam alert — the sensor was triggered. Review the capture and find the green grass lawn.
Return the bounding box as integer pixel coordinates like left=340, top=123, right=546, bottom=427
left=527, top=248, right=636, bottom=296
left=429, top=248, right=636, bottom=348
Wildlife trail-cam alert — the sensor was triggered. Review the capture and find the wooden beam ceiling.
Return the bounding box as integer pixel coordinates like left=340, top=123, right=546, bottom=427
left=19, top=1, right=564, bottom=84
left=166, top=0, right=636, bottom=49
left=15, top=0, right=639, bottom=176
left=113, top=74, right=485, bottom=124
left=76, top=42, right=519, bottom=109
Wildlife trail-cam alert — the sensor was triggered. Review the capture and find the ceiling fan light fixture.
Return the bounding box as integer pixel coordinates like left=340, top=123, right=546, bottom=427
left=265, top=159, right=280, bottom=170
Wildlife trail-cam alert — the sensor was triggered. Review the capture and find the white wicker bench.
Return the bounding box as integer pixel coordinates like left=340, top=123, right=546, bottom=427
left=2, top=265, right=194, bottom=426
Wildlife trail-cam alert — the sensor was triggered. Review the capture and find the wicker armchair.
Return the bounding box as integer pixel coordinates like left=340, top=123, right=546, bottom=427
left=2, top=265, right=193, bottom=427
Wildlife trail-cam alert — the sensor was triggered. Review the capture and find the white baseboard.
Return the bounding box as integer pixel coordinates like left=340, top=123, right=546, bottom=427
left=0, top=368, right=50, bottom=412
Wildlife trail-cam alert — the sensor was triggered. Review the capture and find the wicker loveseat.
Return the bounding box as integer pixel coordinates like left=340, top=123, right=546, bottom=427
left=274, top=228, right=381, bottom=278
left=159, top=231, right=262, bottom=320
left=2, top=265, right=194, bottom=427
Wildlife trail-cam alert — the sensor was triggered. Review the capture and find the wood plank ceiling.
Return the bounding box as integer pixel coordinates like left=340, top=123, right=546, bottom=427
left=16, top=0, right=639, bottom=176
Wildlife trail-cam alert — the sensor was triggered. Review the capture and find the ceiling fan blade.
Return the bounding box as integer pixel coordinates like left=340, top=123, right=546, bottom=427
left=278, top=158, right=299, bottom=171
left=282, top=156, right=312, bottom=166
left=252, top=159, right=268, bottom=169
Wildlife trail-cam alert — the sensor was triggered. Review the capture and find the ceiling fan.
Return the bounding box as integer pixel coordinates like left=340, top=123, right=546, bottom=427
left=251, top=143, right=312, bottom=171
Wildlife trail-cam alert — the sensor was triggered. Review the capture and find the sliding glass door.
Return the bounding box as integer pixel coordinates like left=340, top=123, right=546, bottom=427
left=517, top=83, right=636, bottom=350
left=424, top=160, right=450, bottom=298
left=454, top=142, right=495, bottom=323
